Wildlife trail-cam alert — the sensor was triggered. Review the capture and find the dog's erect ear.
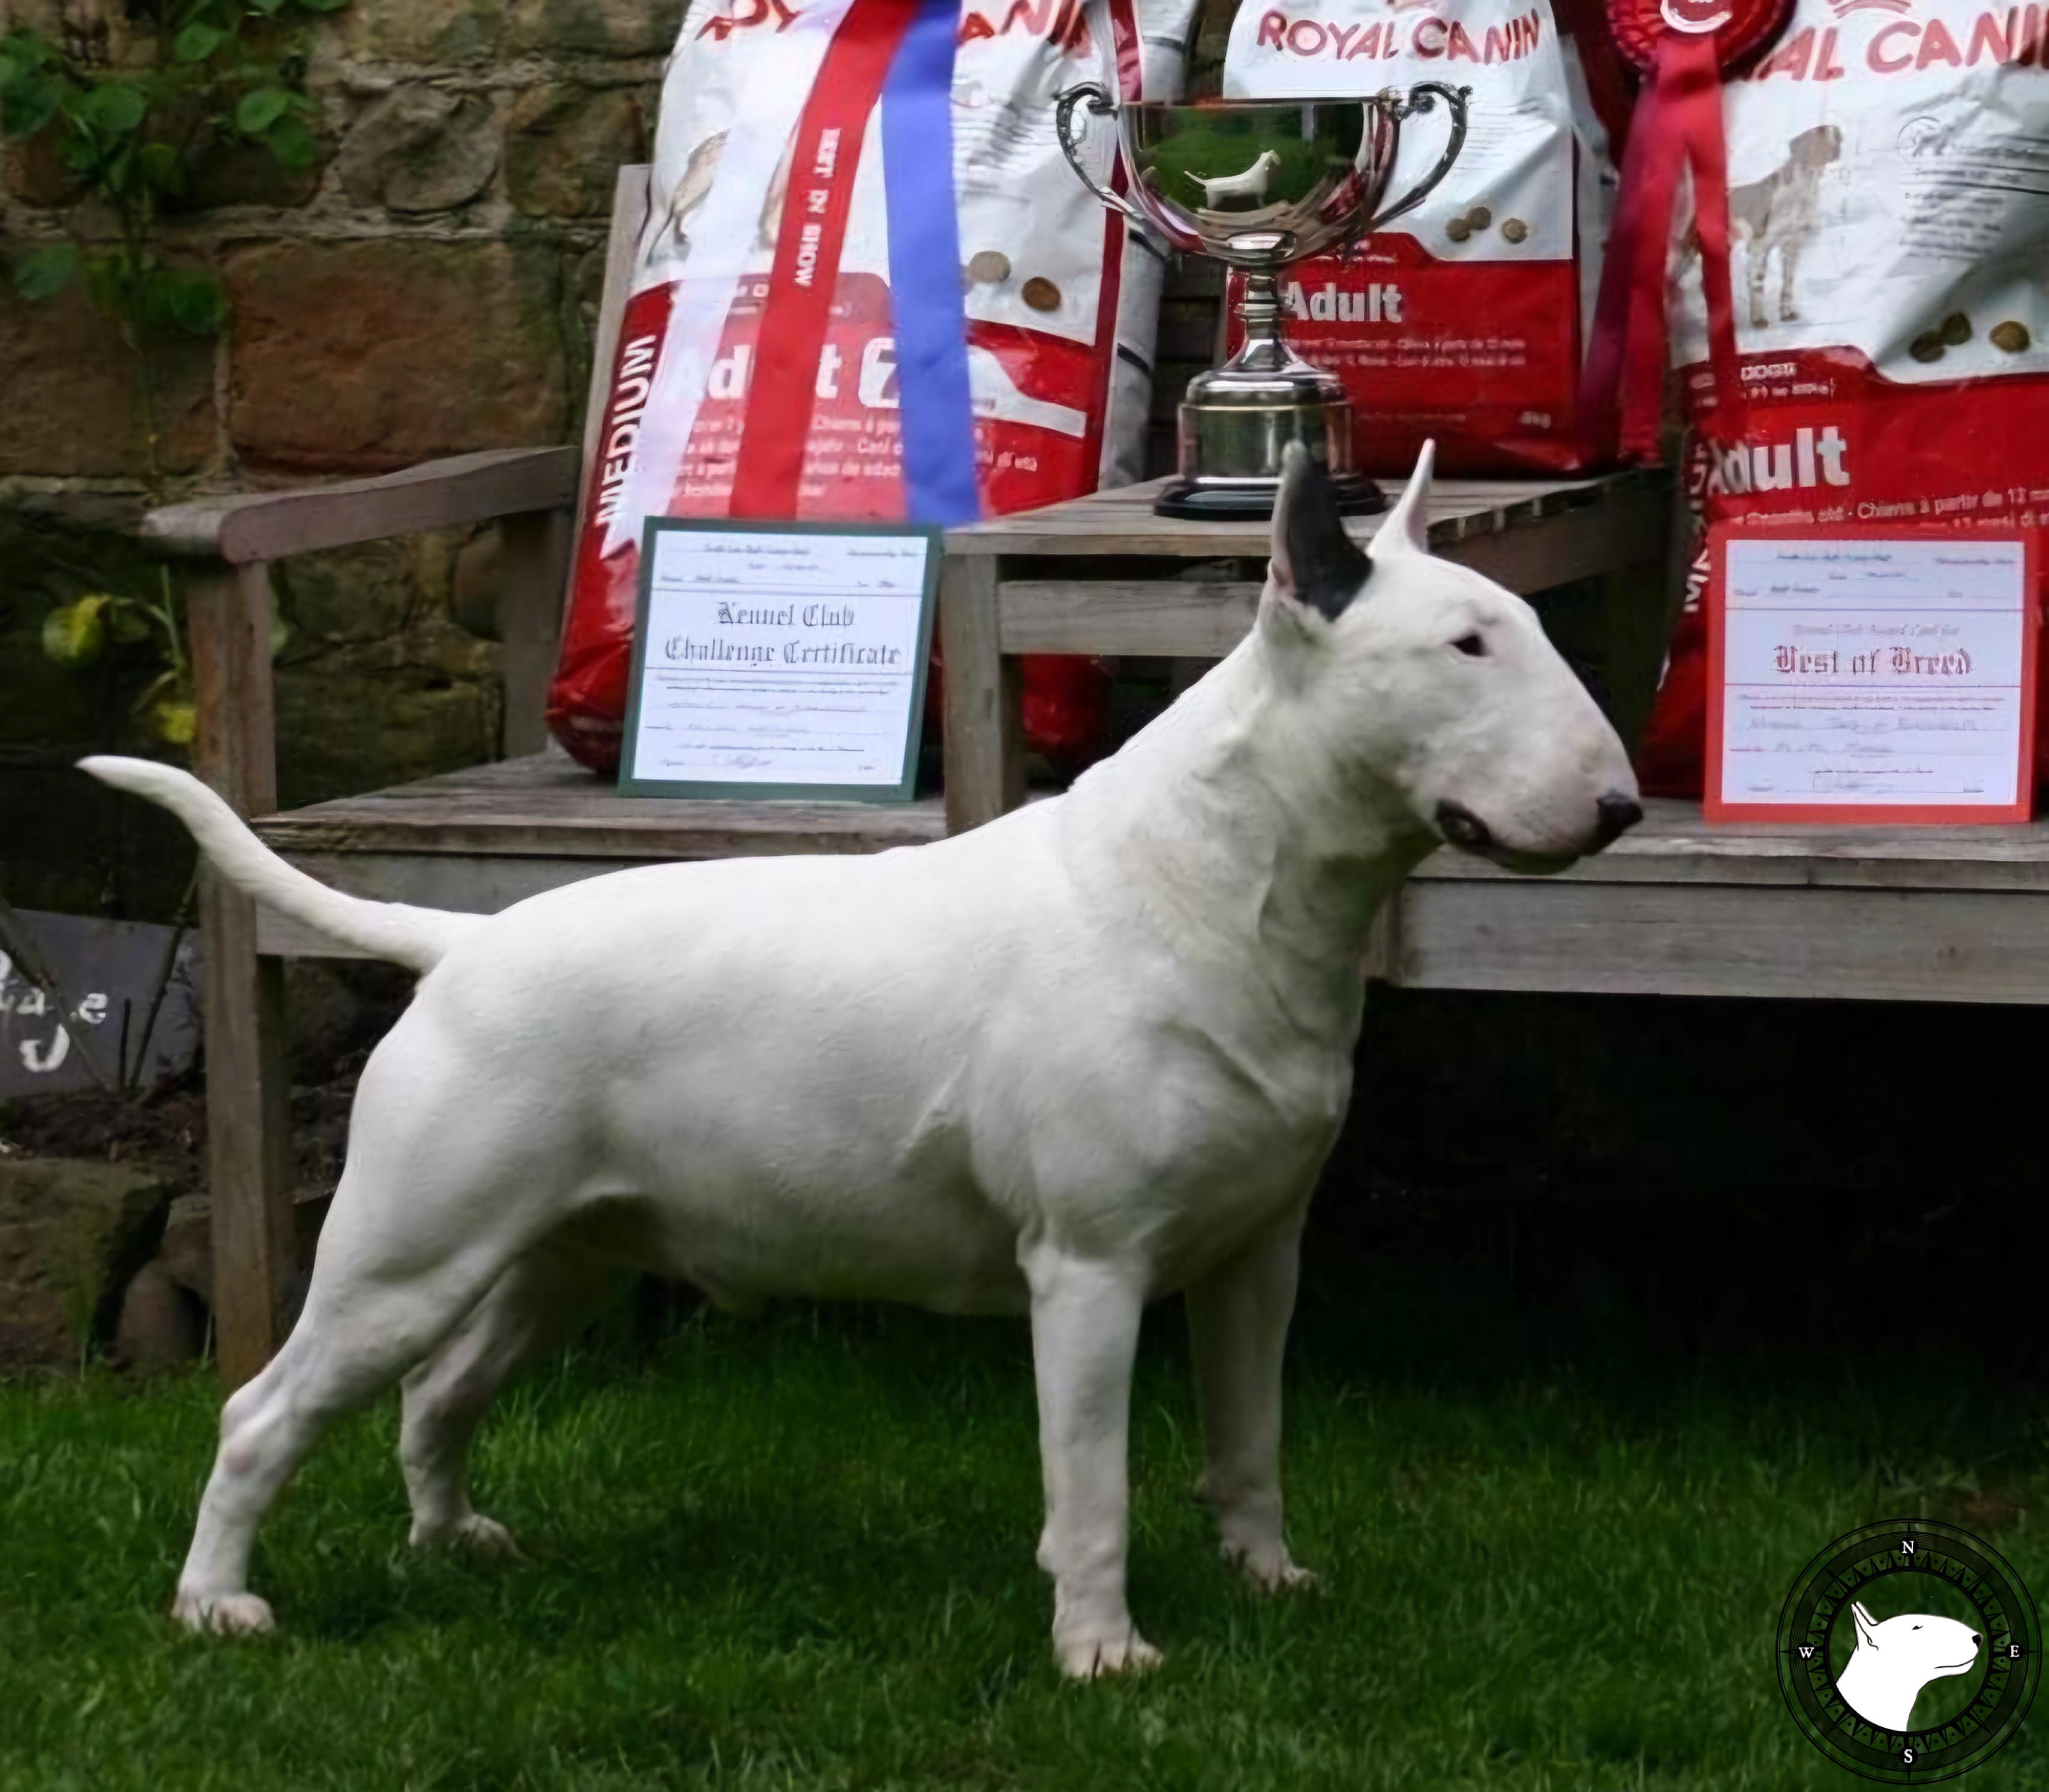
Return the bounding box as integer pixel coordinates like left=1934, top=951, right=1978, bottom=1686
left=1853, top=1602, right=1880, bottom=1649
left=1369, top=438, right=1437, bottom=561
left=1268, top=441, right=1371, bottom=623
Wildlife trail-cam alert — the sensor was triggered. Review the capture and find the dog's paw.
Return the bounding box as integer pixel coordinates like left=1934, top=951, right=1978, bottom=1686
left=451, top=1514, right=523, bottom=1557
left=1249, top=1557, right=1320, bottom=1594
left=1056, top=1626, right=1163, bottom=1680
left=410, top=1513, right=523, bottom=1558
left=173, top=1590, right=275, bottom=1637
left=1223, top=1541, right=1320, bottom=1593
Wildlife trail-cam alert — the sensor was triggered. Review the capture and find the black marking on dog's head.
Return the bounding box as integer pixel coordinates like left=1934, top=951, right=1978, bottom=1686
left=1272, top=444, right=1371, bottom=622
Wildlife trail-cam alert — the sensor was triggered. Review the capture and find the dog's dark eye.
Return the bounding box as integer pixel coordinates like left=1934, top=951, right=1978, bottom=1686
left=1452, top=633, right=1487, bottom=657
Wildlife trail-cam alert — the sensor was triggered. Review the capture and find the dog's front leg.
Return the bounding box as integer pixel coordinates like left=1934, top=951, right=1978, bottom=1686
left=1186, top=1205, right=1316, bottom=1591
left=1022, top=1236, right=1156, bottom=1678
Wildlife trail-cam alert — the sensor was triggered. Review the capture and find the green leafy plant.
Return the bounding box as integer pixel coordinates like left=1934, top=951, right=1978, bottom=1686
left=41, top=588, right=197, bottom=745
left=2, top=0, right=337, bottom=741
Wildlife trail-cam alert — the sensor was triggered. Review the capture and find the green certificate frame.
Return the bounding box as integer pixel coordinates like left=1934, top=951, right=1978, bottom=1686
left=618, top=516, right=942, bottom=804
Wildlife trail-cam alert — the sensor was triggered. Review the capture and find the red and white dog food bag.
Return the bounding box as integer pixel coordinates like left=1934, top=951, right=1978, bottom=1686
left=548, top=0, right=1194, bottom=772
left=1220, top=0, right=1615, bottom=476
left=1639, top=0, right=2049, bottom=794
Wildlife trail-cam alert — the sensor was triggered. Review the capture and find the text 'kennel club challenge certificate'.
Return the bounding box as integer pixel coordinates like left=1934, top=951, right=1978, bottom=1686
left=1707, top=530, right=2039, bottom=825
left=620, top=519, right=940, bottom=803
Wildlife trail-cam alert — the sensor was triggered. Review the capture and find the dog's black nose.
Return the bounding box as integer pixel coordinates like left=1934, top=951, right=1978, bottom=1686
left=1593, top=791, right=1644, bottom=848
left=1973, top=1633, right=1984, bottom=1646
left=1436, top=801, right=1492, bottom=850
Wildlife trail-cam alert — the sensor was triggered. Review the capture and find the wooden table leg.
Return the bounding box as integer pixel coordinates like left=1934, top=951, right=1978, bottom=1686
left=941, top=554, right=1025, bottom=833
left=187, top=559, right=295, bottom=1387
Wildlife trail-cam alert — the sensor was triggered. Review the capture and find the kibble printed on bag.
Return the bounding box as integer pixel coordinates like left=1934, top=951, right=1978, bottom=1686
left=1640, top=0, right=2049, bottom=795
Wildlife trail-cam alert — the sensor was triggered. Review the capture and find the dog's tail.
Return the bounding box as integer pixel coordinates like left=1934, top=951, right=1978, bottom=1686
left=79, top=756, right=482, bottom=973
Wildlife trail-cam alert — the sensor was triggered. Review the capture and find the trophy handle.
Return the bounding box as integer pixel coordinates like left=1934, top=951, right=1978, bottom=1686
left=1054, top=83, right=1155, bottom=236
left=1368, top=82, right=1473, bottom=230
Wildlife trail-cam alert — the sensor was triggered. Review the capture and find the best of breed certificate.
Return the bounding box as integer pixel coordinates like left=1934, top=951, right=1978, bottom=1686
left=1707, top=530, right=2038, bottom=824
left=620, top=519, right=940, bottom=802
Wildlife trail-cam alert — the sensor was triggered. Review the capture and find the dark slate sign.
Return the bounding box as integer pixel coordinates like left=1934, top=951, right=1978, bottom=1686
left=0, top=909, right=202, bottom=1098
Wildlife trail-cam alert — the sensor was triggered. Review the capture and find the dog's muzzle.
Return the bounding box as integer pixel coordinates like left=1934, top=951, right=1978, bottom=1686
left=1435, top=790, right=1644, bottom=859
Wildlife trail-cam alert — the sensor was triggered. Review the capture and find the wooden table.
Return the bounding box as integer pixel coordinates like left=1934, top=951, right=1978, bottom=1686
left=928, top=468, right=2049, bottom=1005
left=933, top=469, right=1678, bottom=833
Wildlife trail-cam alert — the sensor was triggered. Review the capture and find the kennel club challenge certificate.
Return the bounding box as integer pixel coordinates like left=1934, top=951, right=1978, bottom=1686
left=621, top=519, right=939, bottom=802
left=1707, top=530, right=2038, bottom=824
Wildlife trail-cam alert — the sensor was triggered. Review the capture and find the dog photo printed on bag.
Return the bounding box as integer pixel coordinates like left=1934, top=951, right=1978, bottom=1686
left=1639, top=0, right=2049, bottom=797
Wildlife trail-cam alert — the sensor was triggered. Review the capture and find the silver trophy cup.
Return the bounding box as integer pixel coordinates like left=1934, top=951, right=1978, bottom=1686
left=1056, top=85, right=1469, bottom=518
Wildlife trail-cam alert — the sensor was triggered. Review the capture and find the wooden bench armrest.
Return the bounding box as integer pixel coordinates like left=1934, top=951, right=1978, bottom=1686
left=143, top=447, right=582, bottom=566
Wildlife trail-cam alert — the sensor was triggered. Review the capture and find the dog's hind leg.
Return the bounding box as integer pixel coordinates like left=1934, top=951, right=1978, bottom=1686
left=172, top=1238, right=521, bottom=1635
left=1186, top=1203, right=1315, bottom=1592
left=399, top=1243, right=608, bottom=1554
left=172, top=1036, right=567, bottom=1634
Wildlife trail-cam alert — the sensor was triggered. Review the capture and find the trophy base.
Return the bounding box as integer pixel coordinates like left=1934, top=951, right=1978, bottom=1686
left=1153, top=474, right=1386, bottom=521
left=1163, top=357, right=1383, bottom=522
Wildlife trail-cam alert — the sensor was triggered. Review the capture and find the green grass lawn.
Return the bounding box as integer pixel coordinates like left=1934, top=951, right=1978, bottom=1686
left=1, top=1235, right=2044, bottom=1791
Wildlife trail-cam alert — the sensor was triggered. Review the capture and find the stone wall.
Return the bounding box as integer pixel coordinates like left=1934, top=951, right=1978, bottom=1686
left=0, top=0, right=676, bottom=918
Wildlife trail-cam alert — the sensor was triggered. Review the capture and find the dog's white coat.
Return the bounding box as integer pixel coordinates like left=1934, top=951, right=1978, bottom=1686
left=85, top=446, right=1637, bottom=1676
left=1837, top=1601, right=1981, bottom=1731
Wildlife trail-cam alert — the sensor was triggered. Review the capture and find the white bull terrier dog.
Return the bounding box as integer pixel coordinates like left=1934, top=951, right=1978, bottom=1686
left=1183, top=148, right=1282, bottom=209
left=85, top=443, right=1641, bottom=1677
left=1837, top=1601, right=1982, bottom=1731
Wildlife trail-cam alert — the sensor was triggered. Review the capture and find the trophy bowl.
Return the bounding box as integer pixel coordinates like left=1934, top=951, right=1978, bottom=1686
left=1057, top=85, right=1469, bottom=519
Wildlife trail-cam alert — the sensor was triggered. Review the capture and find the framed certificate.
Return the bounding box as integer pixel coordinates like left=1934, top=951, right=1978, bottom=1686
left=1706, top=525, right=2038, bottom=825
left=618, top=518, right=942, bottom=803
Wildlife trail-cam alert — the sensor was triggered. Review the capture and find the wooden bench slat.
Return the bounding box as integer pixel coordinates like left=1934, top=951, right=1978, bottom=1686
left=1397, top=879, right=2049, bottom=1002
left=1408, top=799, right=2049, bottom=893
left=254, top=753, right=950, bottom=859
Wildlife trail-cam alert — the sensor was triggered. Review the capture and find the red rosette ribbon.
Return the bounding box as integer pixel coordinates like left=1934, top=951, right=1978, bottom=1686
left=1579, top=0, right=1795, bottom=461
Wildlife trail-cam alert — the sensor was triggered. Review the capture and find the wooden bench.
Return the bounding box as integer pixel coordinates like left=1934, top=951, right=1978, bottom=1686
left=157, top=155, right=2049, bottom=1388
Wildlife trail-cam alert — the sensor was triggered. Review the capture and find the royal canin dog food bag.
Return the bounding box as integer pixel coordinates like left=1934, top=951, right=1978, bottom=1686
left=1219, top=0, right=1616, bottom=475
left=548, top=0, right=1195, bottom=773
left=1641, top=0, right=2049, bottom=794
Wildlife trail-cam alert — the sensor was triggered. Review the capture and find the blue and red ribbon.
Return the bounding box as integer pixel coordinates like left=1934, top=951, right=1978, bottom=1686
left=882, top=0, right=983, bottom=527
left=728, top=0, right=981, bottom=526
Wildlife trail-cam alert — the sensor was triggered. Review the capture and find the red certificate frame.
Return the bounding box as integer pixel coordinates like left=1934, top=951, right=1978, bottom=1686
left=1705, top=522, right=2039, bottom=826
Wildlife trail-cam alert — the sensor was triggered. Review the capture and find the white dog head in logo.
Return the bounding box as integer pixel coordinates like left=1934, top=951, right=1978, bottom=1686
left=1261, top=442, right=1642, bottom=868
left=1836, top=1601, right=1982, bottom=1731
